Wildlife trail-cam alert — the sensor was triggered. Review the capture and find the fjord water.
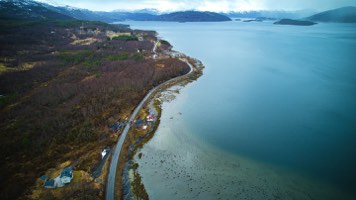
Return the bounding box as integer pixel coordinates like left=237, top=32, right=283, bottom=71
left=127, top=21, right=356, bottom=199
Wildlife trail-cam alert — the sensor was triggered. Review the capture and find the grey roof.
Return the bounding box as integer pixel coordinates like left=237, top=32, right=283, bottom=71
left=44, top=179, right=55, bottom=187
left=60, top=166, right=73, bottom=178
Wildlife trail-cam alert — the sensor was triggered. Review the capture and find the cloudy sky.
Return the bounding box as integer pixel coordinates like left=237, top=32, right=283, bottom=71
left=36, top=0, right=356, bottom=12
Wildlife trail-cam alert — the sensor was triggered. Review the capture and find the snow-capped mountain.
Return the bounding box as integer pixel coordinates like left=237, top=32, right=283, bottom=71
left=0, top=0, right=73, bottom=20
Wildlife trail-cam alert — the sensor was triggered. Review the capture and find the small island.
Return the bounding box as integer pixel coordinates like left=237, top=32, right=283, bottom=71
left=274, top=19, right=317, bottom=26
left=243, top=19, right=263, bottom=22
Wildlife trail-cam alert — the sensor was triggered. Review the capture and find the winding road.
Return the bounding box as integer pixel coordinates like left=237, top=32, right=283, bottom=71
left=105, top=55, right=194, bottom=200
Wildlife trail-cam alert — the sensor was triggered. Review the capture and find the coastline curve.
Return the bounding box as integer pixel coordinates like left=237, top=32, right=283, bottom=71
left=105, top=57, right=194, bottom=200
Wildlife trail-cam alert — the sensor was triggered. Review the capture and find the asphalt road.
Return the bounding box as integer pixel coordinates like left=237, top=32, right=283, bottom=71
left=105, top=58, right=193, bottom=200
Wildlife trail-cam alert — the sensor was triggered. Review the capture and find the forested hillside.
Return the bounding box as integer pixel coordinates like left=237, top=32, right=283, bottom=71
left=0, top=19, right=189, bottom=199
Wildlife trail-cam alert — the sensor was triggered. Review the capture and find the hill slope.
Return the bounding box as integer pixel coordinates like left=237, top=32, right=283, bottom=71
left=307, top=6, right=356, bottom=23
left=0, top=1, right=194, bottom=200
left=157, top=11, right=231, bottom=22
left=0, top=17, right=191, bottom=200
left=0, top=0, right=73, bottom=20
left=225, top=10, right=316, bottom=20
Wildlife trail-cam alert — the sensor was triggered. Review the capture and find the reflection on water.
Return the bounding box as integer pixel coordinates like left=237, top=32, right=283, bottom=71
left=127, top=21, right=356, bottom=199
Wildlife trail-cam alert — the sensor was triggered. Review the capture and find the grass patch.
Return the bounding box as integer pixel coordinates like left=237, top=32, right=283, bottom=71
left=106, top=53, right=129, bottom=61
left=60, top=50, right=94, bottom=64
left=60, top=50, right=104, bottom=71
left=112, top=35, right=138, bottom=41
left=82, top=60, right=101, bottom=71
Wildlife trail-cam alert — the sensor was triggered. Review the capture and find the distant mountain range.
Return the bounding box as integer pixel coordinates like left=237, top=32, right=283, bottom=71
left=306, top=6, right=356, bottom=23
left=224, top=10, right=316, bottom=20
left=0, top=0, right=355, bottom=23
left=156, top=11, right=231, bottom=22
left=0, top=0, right=231, bottom=22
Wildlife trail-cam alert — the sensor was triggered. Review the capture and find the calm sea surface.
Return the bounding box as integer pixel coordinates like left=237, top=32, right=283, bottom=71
left=126, top=21, right=356, bottom=199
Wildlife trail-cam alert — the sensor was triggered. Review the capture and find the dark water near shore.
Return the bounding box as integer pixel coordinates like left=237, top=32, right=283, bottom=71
left=126, top=21, right=356, bottom=198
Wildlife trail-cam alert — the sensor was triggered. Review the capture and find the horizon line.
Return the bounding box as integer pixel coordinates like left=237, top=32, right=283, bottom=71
left=33, top=0, right=354, bottom=13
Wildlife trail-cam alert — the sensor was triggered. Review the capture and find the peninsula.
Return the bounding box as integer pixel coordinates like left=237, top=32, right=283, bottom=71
left=307, top=6, right=356, bottom=23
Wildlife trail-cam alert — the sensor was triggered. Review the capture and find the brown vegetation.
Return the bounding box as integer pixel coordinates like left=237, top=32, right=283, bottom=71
left=0, top=19, right=189, bottom=200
